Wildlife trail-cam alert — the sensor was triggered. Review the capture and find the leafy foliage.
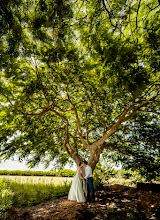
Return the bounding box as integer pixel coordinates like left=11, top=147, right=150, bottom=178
left=0, top=0, right=159, bottom=180
left=105, top=113, right=160, bottom=181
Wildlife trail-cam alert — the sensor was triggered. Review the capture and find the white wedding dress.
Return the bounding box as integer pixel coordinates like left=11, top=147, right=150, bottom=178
left=68, top=170, right=86, bottom=202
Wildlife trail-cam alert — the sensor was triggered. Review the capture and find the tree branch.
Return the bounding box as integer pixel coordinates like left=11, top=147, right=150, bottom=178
left=22, top=108, right=49, bottom=116
left=67, top=94, right=90, bottom=150
left=91, top=102, right=135, bottom=151
left=54, top=105, right=73, bottom=112
left=122, top=94, right=159, bottom=122
left=101, top=0, right=124, bottom=36
left=85, top=110, right=91, bottom=145
left=69, top=132, right=79, bottom=155
left=95, top=99, right=106, bottom=134
left=136, top=0, right=142, bottom=29
left=65, top=143, right=82, bottom=165
left=101, top=0, right=114, bottom=26
left=33, top=58, right=50, bottom=106
left=129, top=6, right=136, bottom=46
left=138, top=82, right=160, bottom=103
left=97, top=142, right=118, bottom=156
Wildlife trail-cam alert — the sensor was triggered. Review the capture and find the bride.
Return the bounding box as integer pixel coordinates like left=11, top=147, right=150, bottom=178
left=68, top=162, right=86, bottom=203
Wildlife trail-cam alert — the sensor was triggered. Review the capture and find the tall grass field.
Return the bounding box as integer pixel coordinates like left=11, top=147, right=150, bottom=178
left=0, top=175, right=73, bottom=218
left=0, top=175, right=73, bottom=185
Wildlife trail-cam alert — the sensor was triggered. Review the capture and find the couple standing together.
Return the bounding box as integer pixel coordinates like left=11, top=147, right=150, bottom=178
left=68, top=161, right=95, bottom=203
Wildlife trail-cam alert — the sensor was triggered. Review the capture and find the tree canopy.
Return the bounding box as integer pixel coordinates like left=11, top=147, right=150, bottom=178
left=0, top=0, right=160, bottom=180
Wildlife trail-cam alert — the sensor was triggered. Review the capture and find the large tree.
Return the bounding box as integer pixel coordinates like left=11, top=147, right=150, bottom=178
left=0, top=0, right=160, bottom=179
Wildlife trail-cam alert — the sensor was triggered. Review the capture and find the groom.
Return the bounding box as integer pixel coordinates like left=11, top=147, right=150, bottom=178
left=82, top=161, right=95, bottom=203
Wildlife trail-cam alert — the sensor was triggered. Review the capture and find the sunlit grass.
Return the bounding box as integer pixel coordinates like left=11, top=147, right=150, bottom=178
left=0, top=176, right=73, bottom=215
left=0, top=175, right=73, bottom=185
left=0, top=175, right=73, bottom=216
left=10, top=181, right=71, bottom=207
left=108, top=178, right=136, bottom=187
left=108, top=178, right=160, bottom=187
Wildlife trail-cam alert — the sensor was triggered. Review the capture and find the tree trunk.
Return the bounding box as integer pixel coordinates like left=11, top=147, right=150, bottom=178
left=88, top=150, right=100, bottom=171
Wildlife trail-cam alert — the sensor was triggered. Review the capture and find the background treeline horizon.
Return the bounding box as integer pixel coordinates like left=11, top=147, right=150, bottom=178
left=0, top=167, right=159, bottom=183
left=0, top=169, right=76, bottom=177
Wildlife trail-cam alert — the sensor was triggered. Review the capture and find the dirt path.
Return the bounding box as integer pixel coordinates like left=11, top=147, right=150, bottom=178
left=6, top=184, right=160, bottom=220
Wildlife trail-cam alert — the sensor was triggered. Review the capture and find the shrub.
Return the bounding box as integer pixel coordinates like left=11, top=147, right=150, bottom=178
left=56, top=169, right=76, bottom=177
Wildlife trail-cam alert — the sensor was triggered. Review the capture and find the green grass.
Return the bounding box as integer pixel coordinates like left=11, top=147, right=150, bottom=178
left=0, top=176, right=73, bottom=207
left=0, top=179, right=14, bottom=216
left=0, top=176, right=72, bottom=218
left=10, top=181, right=71, bottom=207
left=0, top=175, right=73, bottom=185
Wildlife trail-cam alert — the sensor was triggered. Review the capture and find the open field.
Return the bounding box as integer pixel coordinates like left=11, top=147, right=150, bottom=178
left=0, top=175, right=73, bottom=185
left=0, top=176, right=72, bottom=212
left=1, top=174, right=159, bottom=186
